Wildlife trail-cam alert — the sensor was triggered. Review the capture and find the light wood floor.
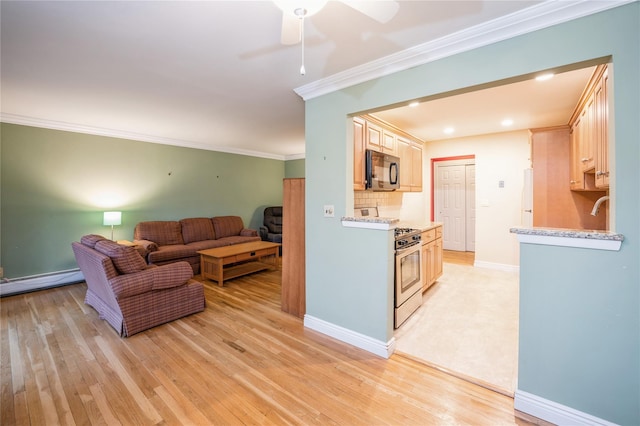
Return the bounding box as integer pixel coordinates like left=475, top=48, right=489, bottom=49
left=442, top=249, right=475, bottom=266
left=1, top=268, right=532, bottom=425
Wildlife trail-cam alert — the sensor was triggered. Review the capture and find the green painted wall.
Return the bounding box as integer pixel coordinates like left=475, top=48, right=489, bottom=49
left=0, top=123, right=285, bottom=278
left=304, top=4, right=638, bottom=424
left=284, top=159, right=305, bottom=178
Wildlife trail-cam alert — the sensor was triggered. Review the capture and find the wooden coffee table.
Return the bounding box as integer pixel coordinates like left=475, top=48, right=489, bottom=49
left=197, top=241, right=281, bottom=286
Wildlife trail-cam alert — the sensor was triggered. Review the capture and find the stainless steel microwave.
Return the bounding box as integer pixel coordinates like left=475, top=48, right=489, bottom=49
left=365, top=149, right=400, bottom=191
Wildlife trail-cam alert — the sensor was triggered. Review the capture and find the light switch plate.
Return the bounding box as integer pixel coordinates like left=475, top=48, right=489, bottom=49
left=323, top=205, right=335, bottom=217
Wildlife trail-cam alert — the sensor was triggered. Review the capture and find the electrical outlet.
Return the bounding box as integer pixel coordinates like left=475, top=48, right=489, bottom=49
left=323, top=205, right=335, bottom=217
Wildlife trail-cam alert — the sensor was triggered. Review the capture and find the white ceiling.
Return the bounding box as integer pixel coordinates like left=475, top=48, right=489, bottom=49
left=0, top=1, right=624, bottom=159
left=373, top=65, right=596, bottom=142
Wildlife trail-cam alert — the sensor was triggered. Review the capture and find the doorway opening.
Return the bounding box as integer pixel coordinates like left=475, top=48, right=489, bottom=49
left=432, top=156, right=476, bottom=253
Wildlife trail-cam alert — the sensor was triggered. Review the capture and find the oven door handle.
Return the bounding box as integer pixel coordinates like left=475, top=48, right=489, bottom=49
left=396, top=241, right=421, bottom=254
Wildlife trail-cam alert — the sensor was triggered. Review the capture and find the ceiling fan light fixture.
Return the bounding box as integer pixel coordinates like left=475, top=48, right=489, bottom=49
left=274, top=0, right=328, bottom=18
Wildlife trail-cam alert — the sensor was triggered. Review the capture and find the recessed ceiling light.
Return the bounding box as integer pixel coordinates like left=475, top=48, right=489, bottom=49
left=409, top=101, right=420, bottom=107
left=501, top=118, right=514, bottom=126
left=443, top=127, right=455, bottom=134
left=535, top=73, right=554, bottom=81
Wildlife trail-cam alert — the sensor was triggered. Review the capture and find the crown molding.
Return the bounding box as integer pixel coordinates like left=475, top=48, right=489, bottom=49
left=294, top=0, right=635, bottom=100
left=284, top=153, right=306, bottom=161
left=0, top=113, right=295, bottom=161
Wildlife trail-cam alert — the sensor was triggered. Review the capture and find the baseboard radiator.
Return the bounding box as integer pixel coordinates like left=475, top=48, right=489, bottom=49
left=0, top=269, right=84, bottom=297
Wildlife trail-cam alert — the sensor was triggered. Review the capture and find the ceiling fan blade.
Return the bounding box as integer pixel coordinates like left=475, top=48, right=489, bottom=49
left=281, top=12, right=301, bottom=45
left=340, top=0, right=399, bottom=24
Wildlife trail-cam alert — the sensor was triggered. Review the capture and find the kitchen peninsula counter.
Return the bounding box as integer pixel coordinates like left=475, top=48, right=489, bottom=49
left=400, top=222, right=443, bottom=232
left=341, top=216, right=399, bottom=230
left=510, top=226, right=624, bottom=251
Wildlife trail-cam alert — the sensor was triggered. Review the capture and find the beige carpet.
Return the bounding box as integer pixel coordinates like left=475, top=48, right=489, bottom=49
left=394, top=262, right=519, bottom=395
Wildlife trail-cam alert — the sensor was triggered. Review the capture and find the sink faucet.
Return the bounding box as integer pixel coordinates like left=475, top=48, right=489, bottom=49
left=591, top=195, right=609, bottom=216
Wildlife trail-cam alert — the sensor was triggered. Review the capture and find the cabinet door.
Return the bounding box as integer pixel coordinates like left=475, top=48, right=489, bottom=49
left=433, top=237, right=443, bottom=280
left=353, top=117, right=366, bottom=190
left=397, top=137, right=423, bottom=192
left=410, top=143, right=423, bottom=192
left=366, top=121, right=383, bottom=152
left=570, top=120, right=584, bottom=190
left=396, top=136, right=412, bottom=192
left=423, top=240, right=436, bottom=290
left=581, top=95, right=595, bottom=172
left=382, top=129, right=397, bottom=155
left=595, top=68, right=609, bottom=188
left=421, top=242, right=431, bottom=292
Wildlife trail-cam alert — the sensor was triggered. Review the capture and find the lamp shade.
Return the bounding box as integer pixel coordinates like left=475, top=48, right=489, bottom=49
left=103, top=211, right=122, bottom=226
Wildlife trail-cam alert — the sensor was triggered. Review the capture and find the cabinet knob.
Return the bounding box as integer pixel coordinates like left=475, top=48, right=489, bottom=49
left=570, top=180, right=577, bottom=184
left=596, top=171, right=604, bottom=176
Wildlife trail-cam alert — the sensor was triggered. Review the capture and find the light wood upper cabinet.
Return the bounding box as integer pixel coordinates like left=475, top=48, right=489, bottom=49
left=595, top=67, right=609, bottom=188
left=366, top=121, right=398, bottom=155
left=570, top=116, right=585, bottom=190
left=353, top=117, right=366, bottom=191
left=356, top=114, right=423, bottom=192
left=569, top=64, right=610, bottom=191
left=365, top=121, right=384, bottom=152
left=382, top=129, right=397, bottom=155
left=397, top=136, right=412, bottom=191
left=410, top=143, right=423, bottom=192
left=397, top=135, right=423, bottom=192
left=581, top=95, right=595, bottom=172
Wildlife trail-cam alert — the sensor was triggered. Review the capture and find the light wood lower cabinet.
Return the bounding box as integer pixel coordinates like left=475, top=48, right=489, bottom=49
left=421, top=225, right=443, bottom=292
left=282, top=178, right=305, bottom=318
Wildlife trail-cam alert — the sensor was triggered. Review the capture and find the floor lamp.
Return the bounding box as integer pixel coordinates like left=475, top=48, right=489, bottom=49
left=103, top=211, right=122, bottom=241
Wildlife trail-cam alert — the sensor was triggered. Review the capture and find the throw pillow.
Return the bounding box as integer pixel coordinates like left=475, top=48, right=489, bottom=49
left=134, top=221, right=184, bottom=246
left=80, top=234, right=106, bottom=248
left=212, top=216, right=243, bottom=239
left=180, top=218, right=215, bottom=244
left=95, top=240, right=147, bottom=275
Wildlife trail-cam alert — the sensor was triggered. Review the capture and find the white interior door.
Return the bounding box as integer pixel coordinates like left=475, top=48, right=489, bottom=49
left=435, top=160, right=476, bottom=252
left=465, top=165, right=476, bottom=251
left=437, top=165, right=466, bottom=251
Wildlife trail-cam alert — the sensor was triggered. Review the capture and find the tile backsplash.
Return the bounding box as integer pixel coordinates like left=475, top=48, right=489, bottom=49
left=354, top=191, right=403, bottom=217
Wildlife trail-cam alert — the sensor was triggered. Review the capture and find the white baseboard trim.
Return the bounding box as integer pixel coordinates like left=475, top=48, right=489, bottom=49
left=303, top=314, right=395, bottom=359
left=0, top=269, right=84, bottom=297
left=514, top=390, right=618, bottom=426
left=473, top=260, right=519, bottom=273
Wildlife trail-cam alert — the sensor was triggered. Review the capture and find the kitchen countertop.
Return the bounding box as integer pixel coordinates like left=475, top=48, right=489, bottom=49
left=400, top=222, right=443, bottom=232
left=510, top=226, right=624, bottom=251
left=340, top=217, right=443, bottom=231
left=341, top=216, right=399, bottom=230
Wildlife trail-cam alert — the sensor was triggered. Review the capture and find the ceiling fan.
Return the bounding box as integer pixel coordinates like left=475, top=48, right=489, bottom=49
left=274, top=0, right=400, bottom=75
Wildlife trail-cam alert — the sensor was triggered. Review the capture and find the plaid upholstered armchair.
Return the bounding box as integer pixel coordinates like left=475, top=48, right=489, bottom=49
left=72, top=234, right=205, bottom=337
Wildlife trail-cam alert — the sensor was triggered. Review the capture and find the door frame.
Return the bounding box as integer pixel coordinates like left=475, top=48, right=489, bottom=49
left=430, top=155, right=475, bottom=221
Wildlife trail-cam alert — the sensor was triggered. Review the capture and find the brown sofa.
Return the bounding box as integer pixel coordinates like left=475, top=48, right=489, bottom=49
left=133, top=216, right=261, bottom=274
left=72, top=234, right=205, bottom=337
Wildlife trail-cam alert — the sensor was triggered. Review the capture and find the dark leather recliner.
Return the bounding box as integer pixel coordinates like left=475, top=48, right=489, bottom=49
left=259, top=206, right=283, bottom=245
